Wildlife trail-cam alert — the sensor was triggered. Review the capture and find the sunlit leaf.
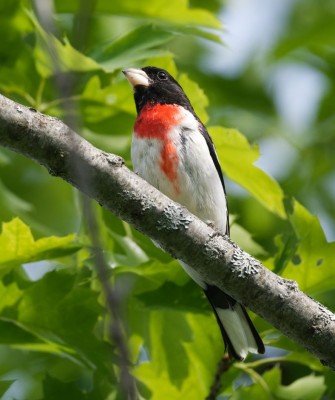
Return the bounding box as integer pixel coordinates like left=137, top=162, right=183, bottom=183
left=230, top=218, right=267, bottom=256
left=0, top=0, right=334, bottom=398
left=0, top=281, right=22, bottom=313
left=27, top=11, right=102, bottom=78
left=91, top=25, right=173, bottom=73
left=0, top=218, right=80, bottom=274
left=282, top=201, right=335, bottom=294
left=131, top=303, right=221, bottom=399
left=178, top=73, right=209, bottom=123
left=276, top=373, right=326, bottom=400
left=210, top=127, right=286, bottom=218
left=54, top=0, right=223, bottom=41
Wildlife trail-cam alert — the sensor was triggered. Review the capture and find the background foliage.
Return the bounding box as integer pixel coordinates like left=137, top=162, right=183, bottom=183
left=0, top=0, right=334, bottom=398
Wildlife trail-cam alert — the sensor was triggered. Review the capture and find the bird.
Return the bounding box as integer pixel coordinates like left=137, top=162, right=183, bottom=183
left=123, top=66, right=265, bottom=360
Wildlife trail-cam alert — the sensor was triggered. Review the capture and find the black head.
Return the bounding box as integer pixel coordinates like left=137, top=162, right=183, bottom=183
left=123, top=66, right=195, bottom=114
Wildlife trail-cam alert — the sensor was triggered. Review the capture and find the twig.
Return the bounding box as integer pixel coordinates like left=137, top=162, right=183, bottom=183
left=206, top=355, right=232, bottom=400
left=32, top=1, right=137, bottom=397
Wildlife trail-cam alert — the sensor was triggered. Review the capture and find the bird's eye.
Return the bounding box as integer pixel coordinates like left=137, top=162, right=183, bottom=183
left=157, top=71, right=168, bottom=80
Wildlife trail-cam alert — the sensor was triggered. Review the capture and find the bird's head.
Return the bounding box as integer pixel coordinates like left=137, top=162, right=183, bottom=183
left=123, top=66, right=193, bottom=114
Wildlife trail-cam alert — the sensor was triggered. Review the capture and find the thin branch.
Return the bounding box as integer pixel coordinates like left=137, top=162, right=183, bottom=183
left=31, top=1, right=137, bottom=397
left=1, top=93, right=335, bottom=370
left=83, top=199, right=137, bottom=399
left=206, top=356, right=232, bottom=400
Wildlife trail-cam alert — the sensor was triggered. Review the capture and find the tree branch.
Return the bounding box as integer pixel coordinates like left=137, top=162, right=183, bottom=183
left=1, top=93, right=335, bottom=369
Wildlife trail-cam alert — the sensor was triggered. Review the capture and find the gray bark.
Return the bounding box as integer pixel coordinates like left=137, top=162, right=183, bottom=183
left=0, top=93, right=334, bottom=368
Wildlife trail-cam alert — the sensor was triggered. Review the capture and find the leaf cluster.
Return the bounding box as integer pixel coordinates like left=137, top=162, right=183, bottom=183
left=0, top=1, right=334, bottom=399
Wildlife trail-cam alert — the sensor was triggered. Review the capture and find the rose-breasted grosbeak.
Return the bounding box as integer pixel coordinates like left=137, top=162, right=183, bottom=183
left=123, top=66, right=264, bottom=360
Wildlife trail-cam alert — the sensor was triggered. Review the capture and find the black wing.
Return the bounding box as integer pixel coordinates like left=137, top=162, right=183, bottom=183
left=199, top=124, right=230, bottom=236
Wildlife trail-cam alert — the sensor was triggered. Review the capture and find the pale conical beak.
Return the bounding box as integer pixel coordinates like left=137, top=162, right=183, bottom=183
left=122, top=68, right=151, bottom=89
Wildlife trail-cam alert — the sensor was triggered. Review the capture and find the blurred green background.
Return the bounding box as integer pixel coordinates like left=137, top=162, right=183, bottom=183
left=0, top=0, right=334, bottom=399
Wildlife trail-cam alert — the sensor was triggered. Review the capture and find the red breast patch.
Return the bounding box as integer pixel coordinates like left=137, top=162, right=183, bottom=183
left=134, top=103, right=182, bottom=194
left=160, top=140, right=180, bottom=194
left=134, top=103, right=183, bottom=139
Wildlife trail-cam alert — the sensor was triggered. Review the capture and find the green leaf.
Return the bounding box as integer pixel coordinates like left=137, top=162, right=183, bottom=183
left=136, top=280, right=208, bottom=313
left=108, top=231, right=149, bottom=266
left=54, top=0, right=223, bottom=41
left=131, top=304, right=222, bottom=399
left=284, top=352, right=326, bottom=372
left=0, top=1, right=33, bottom=66
left=210, top=127, right=286, bottom=218
left=0, top=178, right=33, bottom=216
left=282, top=200, right=335, bottom=294
left=80, top=76, right=128, bottom=122
left=228, top=365, right=276, bottom=399
left=91, top=25, right=173, bottom=73
left=272, top=1, right=335, bottom=59
left=13, top=270, right=112, bottom=370
left=276, top=373, right=326, bottom=400
left=115, top=260, right=187, bottom=295
left=230, top=365, right=325, bottom=400
left=0, top=218, right=80, bottom=274
left=42, top=374, right=98, bottom=400
left=27, top=11, right=102, bottom=78
left=0, top=380, right=15, bottom=397
left=114, top=260, right=224, bottom=397
left=0, top=280, right=23, bottom=313
left=2, top=1, right=333, bottom=397
left=0, top=5, right=41, bottom=105
left=230, top=216, right=267, bottom=256
left=0, top=265, right=118, bottom=396
left=178, top=73, right=209, bottom=123
left=117, top=260, right=224, bottom=398
left=0, top=318, right=68, bottom=353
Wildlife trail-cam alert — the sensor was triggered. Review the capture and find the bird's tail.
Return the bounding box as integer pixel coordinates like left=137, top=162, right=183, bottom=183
left=204, top=285, right=265, bottom=360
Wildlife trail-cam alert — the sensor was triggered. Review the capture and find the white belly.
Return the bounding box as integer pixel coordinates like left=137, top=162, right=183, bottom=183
left=131, top=122, right=227, bottom=234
